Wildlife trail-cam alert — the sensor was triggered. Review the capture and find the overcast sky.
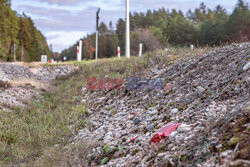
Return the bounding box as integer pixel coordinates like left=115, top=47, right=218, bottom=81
left=11, top=0, right=242, bottom=52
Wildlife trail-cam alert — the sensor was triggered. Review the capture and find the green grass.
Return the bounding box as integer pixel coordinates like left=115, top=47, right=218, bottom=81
left=0, top=47, right=215, bottom=166
left=0, top=72, right=87, bottom=164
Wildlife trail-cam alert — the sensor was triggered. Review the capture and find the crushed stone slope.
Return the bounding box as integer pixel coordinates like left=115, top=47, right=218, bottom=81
left=75, top=43, right=249, bottom=166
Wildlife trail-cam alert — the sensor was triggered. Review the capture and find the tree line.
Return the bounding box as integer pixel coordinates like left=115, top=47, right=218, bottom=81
left=0, top=0, right=51, bottom=62
left=61, top=0, right=249, bottom=61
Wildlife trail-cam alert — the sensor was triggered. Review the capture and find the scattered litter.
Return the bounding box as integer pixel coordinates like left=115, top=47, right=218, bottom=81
left=164, top=84, right=174, bottom=92
left=130, top=136, right=138, bottom=142
left=150, top=123, right=182, bottom=143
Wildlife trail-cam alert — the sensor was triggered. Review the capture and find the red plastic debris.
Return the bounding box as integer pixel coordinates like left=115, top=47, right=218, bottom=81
left=130, top=136, right=138, bottom=142
left=49, top=60, right=52, bottom=63
left=164, top=84, right=174, bottom=93
left=150, top=123, right=181, bottom=143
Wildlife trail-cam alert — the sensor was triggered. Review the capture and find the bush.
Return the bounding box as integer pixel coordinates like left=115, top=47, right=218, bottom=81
left=131, top=28, right=163, bottom=56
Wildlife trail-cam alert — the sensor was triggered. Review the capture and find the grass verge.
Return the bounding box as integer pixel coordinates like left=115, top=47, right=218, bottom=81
left=0, top=47, right=215, bottom=166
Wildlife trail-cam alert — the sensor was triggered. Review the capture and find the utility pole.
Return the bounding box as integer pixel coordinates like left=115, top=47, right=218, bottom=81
left=125, top=0, right=130, bottom=58
left=50, top=44, right=53, bottom=60
left=96, top=8, right=100, bottom=60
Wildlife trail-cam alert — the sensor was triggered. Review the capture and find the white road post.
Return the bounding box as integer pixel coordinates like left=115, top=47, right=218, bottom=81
left=78, top=40, right=82, bottom=62
left=118, top=46, right=121, bottom=58
left=190, top=44, right=194, bottom=50
left=77, top=40, right=82, bottom=62
left=125, top=0, right=130, bottom=58
left=139, top=43, right=143, bottom=57
left=77, top=46, right=79, bottom=61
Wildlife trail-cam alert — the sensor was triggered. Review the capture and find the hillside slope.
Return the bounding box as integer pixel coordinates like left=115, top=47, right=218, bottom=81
left=56, top=43, right=249, bottom=167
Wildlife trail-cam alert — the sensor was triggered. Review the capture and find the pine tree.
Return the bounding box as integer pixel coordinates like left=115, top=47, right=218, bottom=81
left=226, top=0, right=250, bottom=42
left=0, top=0, right=19, bottom=61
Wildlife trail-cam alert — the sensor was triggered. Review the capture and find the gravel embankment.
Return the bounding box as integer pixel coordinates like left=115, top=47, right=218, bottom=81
left=73, top=43, right=249, bottom=166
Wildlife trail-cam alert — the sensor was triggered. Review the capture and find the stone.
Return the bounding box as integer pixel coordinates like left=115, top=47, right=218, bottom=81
left=169, top=131, right=178, bottom=141
left=147, top=124, right=154, bottom=131
left=158, top=153, right=167, bottom=157
left=210, top=142, right=219, bottom=146
left=177, top=124, right=191, bottom=133
left=133, top=118, right=141, bottom=125
left=135, top=136, right=143, bottom=143
left=243, top=62, right=250, bottom=71
left=148, top=109, right=158, bottom=115
left=230, top=160, right=250, bottom=166
left=220, top=150, right=233, bottom=157
left=197, top=86, right=205, bottom=93
left=171, top=108, right=179, bottom=114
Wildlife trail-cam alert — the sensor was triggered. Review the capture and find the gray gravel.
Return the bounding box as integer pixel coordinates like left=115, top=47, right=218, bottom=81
left=72, top=43, right=249, bottom=167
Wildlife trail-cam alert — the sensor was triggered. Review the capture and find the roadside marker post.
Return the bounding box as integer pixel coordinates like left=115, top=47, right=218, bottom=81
left=118, top=47, right=121, bottom=58
left=190, top=44, right=194, bottom=50
left=77, top=46, right=79, bottom=61
left=139, top=43, right=143, bottom=57
left=77, top=40, right=82, bottom=62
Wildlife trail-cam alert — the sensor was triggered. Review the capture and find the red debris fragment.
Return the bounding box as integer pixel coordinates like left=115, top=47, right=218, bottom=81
left=150, top=123, right=181, bottom=143
left=164, top=84, right=174, bottom=93
left=130, top=136, right=138, bottom=142
left=49, top=60, right=52, bottom=63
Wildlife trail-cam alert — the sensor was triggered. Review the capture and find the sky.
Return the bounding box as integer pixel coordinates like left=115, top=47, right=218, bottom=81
left=11, top=0, right=242, bottom=52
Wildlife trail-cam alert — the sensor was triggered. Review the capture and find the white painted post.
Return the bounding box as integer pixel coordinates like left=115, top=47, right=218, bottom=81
left=125, top=0, right=130, bottom=58
left=190, top=44, right=194, bottom=50
left=139, top=43, right=143, bottom=57
left=118, top=46, right=121, bottom=58
left=77, top=46, right=79, bottom=61
left=78, top=40, right=82, bottom=62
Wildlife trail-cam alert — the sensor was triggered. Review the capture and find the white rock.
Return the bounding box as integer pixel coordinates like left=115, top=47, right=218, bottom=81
left=197, top=86, right=205, bottom=93
left=169, top=131, right=178, bottom=140
left=177, top=124, right=191, bottom=133
left=158, top=153, right=167, bottom=157
left=171, top=108, right=179, bottom=114
left=221, top=150, right=233, bottom=157
left=243, top=62, right=250, bottom=71
left=149, top=109, right=158, bottom=115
